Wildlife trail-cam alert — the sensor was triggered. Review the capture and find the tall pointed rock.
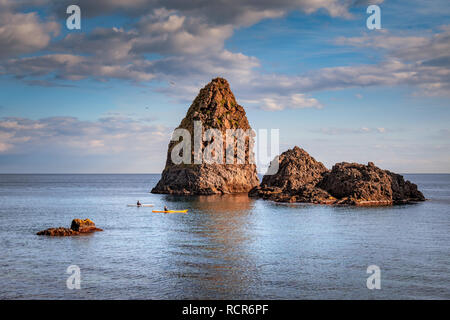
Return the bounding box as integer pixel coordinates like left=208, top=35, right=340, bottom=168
left=151, top=78, right=260, bottom=195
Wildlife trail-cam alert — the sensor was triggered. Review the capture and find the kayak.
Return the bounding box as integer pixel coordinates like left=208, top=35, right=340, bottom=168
left=152, top=209, right=188, bottom=213
left=127, top=204, right=154, bottom=207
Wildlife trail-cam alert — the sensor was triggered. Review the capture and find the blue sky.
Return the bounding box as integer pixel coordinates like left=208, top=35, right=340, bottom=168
left=0, top=0, right=449, bottom=173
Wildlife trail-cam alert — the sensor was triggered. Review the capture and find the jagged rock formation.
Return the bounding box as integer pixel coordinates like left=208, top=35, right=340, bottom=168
left=249, top=146, right=334, bottom=203
left=318, top=162, right=425, bottom=205
left=250, top=146, right=425, bottom=206
left=37, top=219, right=103, bottom=236
left=152, top=78, right=259, bottom=195
left=37, top=227, right=78, bottom=236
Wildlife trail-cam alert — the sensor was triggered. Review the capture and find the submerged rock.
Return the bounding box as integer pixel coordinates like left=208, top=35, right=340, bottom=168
left=37, top=219, right=103, bottom=236
left=250, top=146, right=425, bottom=206
left=152, top=78, right=259, bottom=195
left=37, top=227, right=78, bottom=236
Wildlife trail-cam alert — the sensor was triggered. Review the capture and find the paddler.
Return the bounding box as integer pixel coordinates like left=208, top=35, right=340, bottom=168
left=164, top=206, right=168, bottom=211
left=137, top=200, right=141, bottom=206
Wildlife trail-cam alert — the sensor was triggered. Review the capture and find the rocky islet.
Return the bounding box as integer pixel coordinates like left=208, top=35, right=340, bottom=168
left=153, top=78, right=425, bottom=206
left=250, top=147, right=425, bottom=205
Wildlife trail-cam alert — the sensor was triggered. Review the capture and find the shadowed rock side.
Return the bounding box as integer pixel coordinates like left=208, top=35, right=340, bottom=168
left=37, top=219, right=103, bottom=236
left=250, top=146, right=425, bottom=206
left=152, top=78, right=259, bottom=195
left=249, top=146, right=334, bottom=203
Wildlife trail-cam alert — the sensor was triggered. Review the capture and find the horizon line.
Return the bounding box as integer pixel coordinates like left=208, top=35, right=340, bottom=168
left=1, top=172, right=449, bottom=175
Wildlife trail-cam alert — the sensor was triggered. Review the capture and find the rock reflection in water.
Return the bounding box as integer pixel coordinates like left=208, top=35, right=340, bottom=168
left=160, top=194, right=260, bottom=298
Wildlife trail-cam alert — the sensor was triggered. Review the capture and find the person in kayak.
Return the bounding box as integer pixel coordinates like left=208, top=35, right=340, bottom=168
left=137, top=200, right=141, bottom=206
left=164, top=205, right=168, bottom=211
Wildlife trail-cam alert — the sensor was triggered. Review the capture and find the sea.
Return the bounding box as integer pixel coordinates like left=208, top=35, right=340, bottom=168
left=0, top=174, right=449, bottom=299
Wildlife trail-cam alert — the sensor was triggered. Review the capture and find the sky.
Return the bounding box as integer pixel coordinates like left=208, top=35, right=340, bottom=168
left=0, top=0, right=449, bottom=173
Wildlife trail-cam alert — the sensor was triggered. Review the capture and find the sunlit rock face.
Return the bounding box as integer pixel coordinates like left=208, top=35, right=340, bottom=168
left=249, top=146, right=333, bottom=203
left=250, top=147, right=426, bottom=206
left=152, top=78, right=259, bottom=195
left=318, top=161, right=425, bottom=205
left=37, top=219, right=103, bottom=236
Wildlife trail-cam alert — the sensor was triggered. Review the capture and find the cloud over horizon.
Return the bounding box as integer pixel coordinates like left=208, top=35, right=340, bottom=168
left=0, top=0, right=449, bottom=173
left=0, top=115, right=170, bottom=172
left=1, top=0, right=448, bottom=111
left=0, top=0, right=398, bottom=111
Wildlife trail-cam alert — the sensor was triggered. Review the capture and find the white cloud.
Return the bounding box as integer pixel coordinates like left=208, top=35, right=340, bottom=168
left=333, top=27, right=450, bottom=96
left=3, top=53, right=156, bottom=82
left=45, top=0, right=365, bottom=23
left=1, top=0, right=448, bottom=112
left=259, top=94, right=323, bottom=111
left=0, top=115, right=175, bottom=172
left=314, top=127, right=390, bottom=135
left=0, top=9, right=59, bottom=59
left=335, top=26, right=450, bottom=62
left=133, top=10, right=235, bottom=55
left=0, top=115, right=170, bottom=155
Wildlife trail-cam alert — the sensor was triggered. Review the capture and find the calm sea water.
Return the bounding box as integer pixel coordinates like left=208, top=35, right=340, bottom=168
left=0, top=174, right=449, bottom=299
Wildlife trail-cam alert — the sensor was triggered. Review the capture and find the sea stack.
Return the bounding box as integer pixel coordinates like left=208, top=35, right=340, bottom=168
left=250, top=146, right=426, bottom=206
left=151, top=78, right=259, bottom=195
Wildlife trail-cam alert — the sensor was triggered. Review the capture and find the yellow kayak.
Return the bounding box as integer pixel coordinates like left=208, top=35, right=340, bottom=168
left=152, top=209, right=188, bottom=213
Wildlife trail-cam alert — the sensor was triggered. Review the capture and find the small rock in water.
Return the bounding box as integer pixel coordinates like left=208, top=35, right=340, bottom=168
left=70, top=218, right=102, bottom=233
left=37, top=219, right=103, bottom=236
left=36, top=227, right=78, bottom=236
